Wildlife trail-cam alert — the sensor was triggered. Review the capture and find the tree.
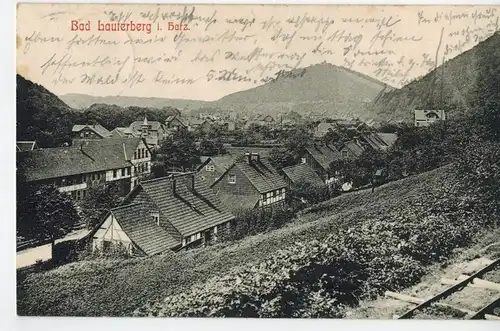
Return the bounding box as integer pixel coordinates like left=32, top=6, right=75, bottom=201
left=279, top=125, right=314, bottom=155
left=269, top=147, right=296, bottom=170
left=199, top=138, right=227, bottom=156
left=17, top=183, right=80, bottom=247
left=152, top=128, right=201, bottom=176
left=79, top=182, right=121, bottom=229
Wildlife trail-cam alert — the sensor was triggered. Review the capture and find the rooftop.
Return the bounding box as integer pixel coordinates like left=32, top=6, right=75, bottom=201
left=132, top=173, right=235, bottom=236
left=17, top=138, right=143, bottom=182
left=72, top=124, right=112, bottom=138
left=282, top=163, right=325, bottom=187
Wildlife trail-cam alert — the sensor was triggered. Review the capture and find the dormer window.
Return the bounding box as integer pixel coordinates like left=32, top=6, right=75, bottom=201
left=342, top=150, right=349, bottom=158
left=228, top=175, right=236, bottom=184
left=301, top=157, right=307, bottom=164
left=206, top=165, right=215, bottom=172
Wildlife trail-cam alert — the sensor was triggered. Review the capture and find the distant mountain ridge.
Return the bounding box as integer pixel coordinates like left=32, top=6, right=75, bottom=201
left=60, top=94, right=212, bottom=111
left=369, top=32, right=500, bottom=121
left=59, top=62, right=391, bottom=120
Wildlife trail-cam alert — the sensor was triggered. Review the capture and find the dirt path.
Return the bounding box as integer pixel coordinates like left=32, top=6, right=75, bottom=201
left=345, top=228, right=500, bottom=319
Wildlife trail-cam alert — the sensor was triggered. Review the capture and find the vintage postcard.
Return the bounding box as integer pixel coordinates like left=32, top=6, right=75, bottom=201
left=15, top=3, right=500, bottom=319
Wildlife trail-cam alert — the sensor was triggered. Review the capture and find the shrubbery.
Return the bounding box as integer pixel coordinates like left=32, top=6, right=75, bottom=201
left=134, top=175, right=488, bottom=317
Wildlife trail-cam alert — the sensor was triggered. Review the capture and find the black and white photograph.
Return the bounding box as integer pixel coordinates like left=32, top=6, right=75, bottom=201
left=13, top=2, right=500, bottom=321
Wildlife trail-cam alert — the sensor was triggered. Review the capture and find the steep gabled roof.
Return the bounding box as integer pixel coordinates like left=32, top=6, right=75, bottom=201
left=214, top=192, right=260, bottom=213
left=361, top=133, right=398, bottom=151
left=17, top=142, right=133, bottom=182
left=110, top=127, right=127, bottom=138
left=75, top=137, right=147, bottom=161
left=342, top=140, right=365, bottom=158
left=136, top=174, right=235, bottom=236
left=282, top=163, right=325, bottom=187
left=305, top=144, right=343, bottom=171
left=215, top=156, right=287, bottom=194
left=110, top=203, right=179, bottom=255
left=72, top=124, right=112, bottom=138
left=377, top=133, right=398, bottom=147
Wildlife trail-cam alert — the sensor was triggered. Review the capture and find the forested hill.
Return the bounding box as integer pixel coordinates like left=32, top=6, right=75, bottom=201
left=369, top=32, right=500, bottom=121
left=16, top=74, right=77, bottom=148
left=213, top=62, right=392, bottom=119
left=16, top=75, right=181, bottom=148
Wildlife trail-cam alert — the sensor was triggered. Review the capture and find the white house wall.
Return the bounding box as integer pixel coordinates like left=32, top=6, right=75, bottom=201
left=93, top=214, right=133, bottom=252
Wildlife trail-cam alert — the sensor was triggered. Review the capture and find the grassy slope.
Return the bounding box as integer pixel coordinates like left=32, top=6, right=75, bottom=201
left=17, top=166, right=455, bottom=317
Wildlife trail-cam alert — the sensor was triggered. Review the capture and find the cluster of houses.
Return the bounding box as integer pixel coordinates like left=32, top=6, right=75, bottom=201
left=16, top=108, right=445, bottom=267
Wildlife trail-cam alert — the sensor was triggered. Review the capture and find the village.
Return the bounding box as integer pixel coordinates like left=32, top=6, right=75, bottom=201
left=13, top=8, right=500, bottom=316
left=16, top=107, right=442, bottom=268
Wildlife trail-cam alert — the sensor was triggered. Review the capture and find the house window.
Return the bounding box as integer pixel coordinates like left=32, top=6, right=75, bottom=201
left=80, top=132, right=84, bottom=137
left=145, top=163, right=149, bottom=171
left=121, top=168, right=125, bottom=176
left=301, top=157, right=307, bottom=164
left=127, top=168, right=130, bottom=176
left=206, top=165, right=215, bottom=172
left=134, top=151, right=137, bottom=159
left=342, top=150, right=349, bottom=158
left=145, top=150, right=149, bottom=158
left=228, top=175, right=236, bottom=184
left=186, top=236, right=191, bottom=244
left=113, top=170, right=117, bottom=178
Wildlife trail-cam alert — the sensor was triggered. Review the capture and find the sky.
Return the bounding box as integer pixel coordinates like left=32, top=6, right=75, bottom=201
left=16, top=4, right=500, bottom=101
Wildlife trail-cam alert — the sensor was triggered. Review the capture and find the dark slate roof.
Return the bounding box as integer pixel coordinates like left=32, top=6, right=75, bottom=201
left=231, top=156, right=287, bottom=194
left=138, top=174, right=235, bottom=236
left=17, top=143, right=133, bottom=182
left=75, top=137, right=145, bottom=161
left=16, top=141, right=37, bottom=152
left=17, top=138, right=144, bottom=182
left=305, top=144, right=343, bottom=171
left=282, top=163, right=325, bottom=187
left=343, top=141, right=365, bottom=157
left=111, top=203, right=178, bottom=255
left=72, top=124, right=112, bottom=137
left=376, top=133, right=398, bottom=147
left=214, top=192, right=260, bottom=213
left=361, top=133, right=388, bottom=151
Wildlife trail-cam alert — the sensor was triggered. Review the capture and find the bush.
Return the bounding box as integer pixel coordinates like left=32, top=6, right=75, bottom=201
left=134, top=166, right=493, bottom=318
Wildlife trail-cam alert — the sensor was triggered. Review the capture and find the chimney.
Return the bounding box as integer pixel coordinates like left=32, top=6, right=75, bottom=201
left=245, top=152, right=251, bottom=164
left=252, top=152, right=260, bottom=162
left=190, top=173, right=195, bottom=192
left=171, top=174, right=177, bottom=195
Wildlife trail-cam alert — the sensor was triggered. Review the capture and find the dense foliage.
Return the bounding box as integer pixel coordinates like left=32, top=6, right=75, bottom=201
left=79, top=183, right=122, bottom=229
left=151, top=128, right=201, bottom=176
left=17, top=183, right=80, bottom=244
left=198, top=138, right=227, bottom=156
